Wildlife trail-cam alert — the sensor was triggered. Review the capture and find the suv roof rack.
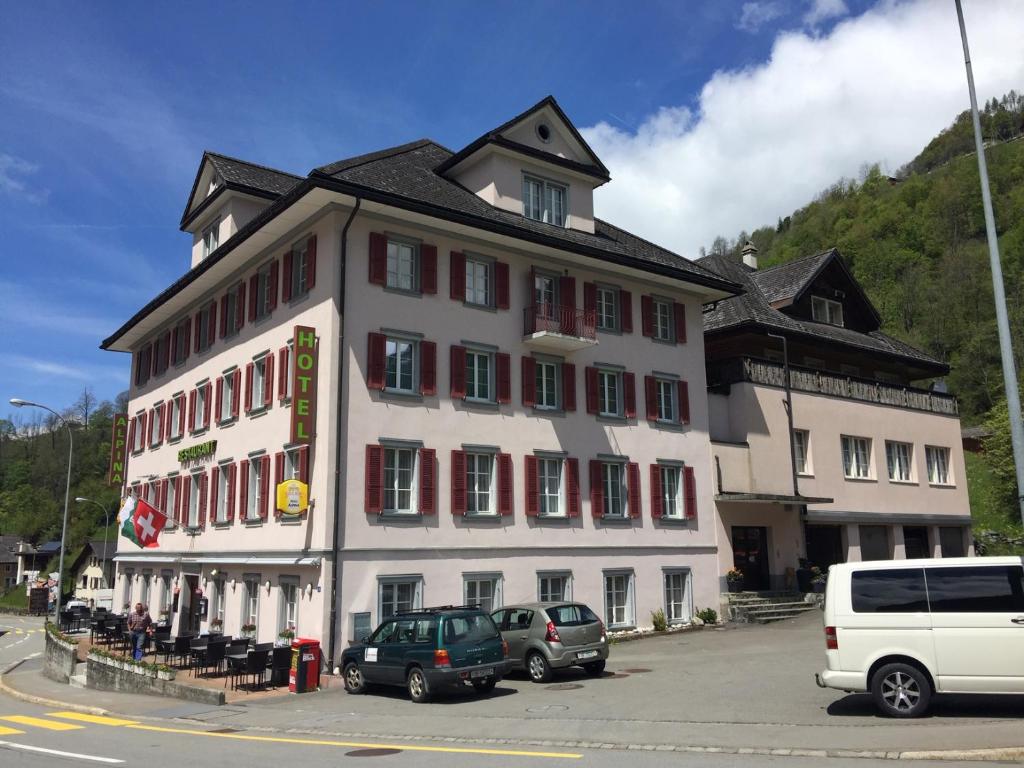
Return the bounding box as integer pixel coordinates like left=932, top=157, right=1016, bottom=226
left=396, top=604, right=482, bottom=615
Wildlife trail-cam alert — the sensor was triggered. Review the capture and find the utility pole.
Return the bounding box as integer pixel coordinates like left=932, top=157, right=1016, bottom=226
left=955, top=0, right=1024, bottom=523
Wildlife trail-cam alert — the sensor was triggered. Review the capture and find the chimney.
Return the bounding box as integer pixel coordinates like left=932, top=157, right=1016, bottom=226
left=741, top=240, right=758, bottom=270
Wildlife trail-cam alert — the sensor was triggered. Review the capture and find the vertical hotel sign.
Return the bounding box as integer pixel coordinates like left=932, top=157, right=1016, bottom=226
left=108, top=413, right=129, bottom=486
left=291, top=325, right=318, bottom=444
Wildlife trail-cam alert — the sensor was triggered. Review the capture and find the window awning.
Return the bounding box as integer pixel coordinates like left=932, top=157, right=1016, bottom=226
left=715, top=492, right=834, bottom=505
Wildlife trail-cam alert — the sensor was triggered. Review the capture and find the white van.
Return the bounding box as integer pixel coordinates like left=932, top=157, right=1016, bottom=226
left=815, top=556, right=1024, bottom=717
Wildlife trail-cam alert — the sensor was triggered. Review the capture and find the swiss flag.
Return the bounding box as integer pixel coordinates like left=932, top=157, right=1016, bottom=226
left=132, top=498, right=167, bottom=549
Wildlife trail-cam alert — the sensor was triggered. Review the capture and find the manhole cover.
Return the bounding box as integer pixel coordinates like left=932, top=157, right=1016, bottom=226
left=345, top=748, right=402, bottom=757
left=622, top=668, right=651, bottom=673
left=546, top=683, right=583, bottom=691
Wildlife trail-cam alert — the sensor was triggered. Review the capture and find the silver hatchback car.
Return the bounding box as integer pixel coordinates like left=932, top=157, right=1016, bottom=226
left=491, top=602, right=609, bottom=683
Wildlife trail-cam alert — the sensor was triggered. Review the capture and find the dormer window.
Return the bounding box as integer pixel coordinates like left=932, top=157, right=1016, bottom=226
left=523, top=175, right=567, bottom=227
left=811, top=296, right=844, bottom=327
left=202, top=219, right=220, bottom=260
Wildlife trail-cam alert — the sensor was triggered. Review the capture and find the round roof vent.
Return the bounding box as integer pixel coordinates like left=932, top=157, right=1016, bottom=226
left=536, top=122, right=552, bottom=143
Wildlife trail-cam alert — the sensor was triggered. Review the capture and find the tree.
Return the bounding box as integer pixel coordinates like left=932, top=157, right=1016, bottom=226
left=74, top=387, right=97, bottom=428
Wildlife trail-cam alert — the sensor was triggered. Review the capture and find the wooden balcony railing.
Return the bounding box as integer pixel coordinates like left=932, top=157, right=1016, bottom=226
left=523, top=304, right=597, bottom=341
left=708, top=357, right=959, bottom=416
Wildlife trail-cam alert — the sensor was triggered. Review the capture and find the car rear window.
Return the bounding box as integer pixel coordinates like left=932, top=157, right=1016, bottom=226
left=546, top=604, right=599, bottom=626
left=851, top=568, right=928, bottom=613
left=443, top=614, right=500, bottom=644
left=926, top=565, right=1024, bottom=613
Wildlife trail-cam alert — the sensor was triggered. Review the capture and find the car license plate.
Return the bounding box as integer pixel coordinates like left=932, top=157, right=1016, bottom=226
left=577, top=650, right=599, bottom=660
left=470, top=667, right=493, bottom=679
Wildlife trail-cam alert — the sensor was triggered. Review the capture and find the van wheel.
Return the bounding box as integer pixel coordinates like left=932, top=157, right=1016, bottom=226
left=407, top=667, right=431, bottom=703
left=527, top=652, right=553, bottom=683
left=343, top=662, right=366, bottom=694
left=871, top=663, right=931, bottom=718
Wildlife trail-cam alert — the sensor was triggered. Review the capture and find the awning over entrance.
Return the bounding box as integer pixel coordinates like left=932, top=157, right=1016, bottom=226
left=803, top=510, right=972, bottom=526
left=716, top=492, right=834, bottom=505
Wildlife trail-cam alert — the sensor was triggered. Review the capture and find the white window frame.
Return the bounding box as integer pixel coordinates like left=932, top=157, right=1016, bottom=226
left=201, top=218, right=220, bottom=259
left=223, top=285, right=240, bottom=338
left=284, top=447, right=301, bottom=481
left=378, top=576, right=423, bottom=621
left=603, top=570, right=635, bottom=629
left=537, top=457, right=565, bottom=518
left=463, top=573, right=502, bottom=613
left=598, top=369, right=622, bottom=417
left=811, top=295, right=844, bottom=326
left=290, top=239, right=309, bottom=298
left=535, top=360, right=560, bottom=410
left=246, top=455, right=263, bottom=521
left=252, top=357, right=267, bottom=409
left=659, top=464, right=684, bottom=519
left=537, top=571, right=572, bottom=603
left=465, top=256, right=491, bottom=306
left=169, top=394, right=183, bottom=440
left=220, top=370, right=235, bottom=423
left=173, top=318, right=190, bottom=364
left=132, top=412, right=145, bottom=452
left=534, top=272, right=557, bottom=312
left=465, top=349, right=494, bottom=402
left=194, top=383, right=208, bottom=432
left=383, top=446, right=418, bottom=515
left=841, top=435, right=872, bottom=479
left=279, top=577, right=299, bottom=633
left=384, top=336, right=418, bottom=394
left=601, top=461, right=626, bottom=518
left=926, top=445, right=952, bottom=486
left=386, top=238, right=418, bottom=292
left=655, top=378, right=677, bottom=423
left=465, top=452, right=496, bottom=516
left=215, top=462, right=230, bottom=523
left=149, top=403, right=162, bottom=446
left=794, top=430, right=811, bottom=476
left=187, top=471, right=202, bottom=527
left=242, top=574, right=260, bottom=628
left=196, top=304, right=214, bottom=353
left=212, top=576, right=226, bottom=623
left=663, top=569, right=692, bottom=625
left=652, top=299, right=673, bottom=342
left=885, top=440, right=913, bottom=482
left=522, top=174, right=567, bottom=226
left=596, top=286, right=618, bottom=331
left=164, top=475, right=177, bottom=529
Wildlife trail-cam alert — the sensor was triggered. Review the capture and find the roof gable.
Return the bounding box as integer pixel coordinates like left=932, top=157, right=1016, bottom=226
left=179, top=152, right=302, bottom=230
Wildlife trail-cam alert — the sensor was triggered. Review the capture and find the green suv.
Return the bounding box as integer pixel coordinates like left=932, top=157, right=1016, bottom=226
left=341, top=606, right=512, bottom=703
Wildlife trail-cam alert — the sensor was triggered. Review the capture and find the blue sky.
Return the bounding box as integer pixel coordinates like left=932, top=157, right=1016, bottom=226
left=1, top=0, right=1020, bottom=416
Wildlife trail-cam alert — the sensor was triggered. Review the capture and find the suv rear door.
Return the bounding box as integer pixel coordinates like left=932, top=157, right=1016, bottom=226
left=442, top=613, right=504, bottom=669
left=546, top=604, right=602, bottom=648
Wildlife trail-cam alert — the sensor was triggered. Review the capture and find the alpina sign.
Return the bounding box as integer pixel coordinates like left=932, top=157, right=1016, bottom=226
left=290, top=325, right=318, bottom=444
left=107, top=413, right=129, bottom=486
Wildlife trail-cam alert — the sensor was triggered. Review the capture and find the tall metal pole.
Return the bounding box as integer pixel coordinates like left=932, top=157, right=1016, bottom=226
left=767, top=333, right=800, bottom=498
left=955, top=0, right=1024, bottom=523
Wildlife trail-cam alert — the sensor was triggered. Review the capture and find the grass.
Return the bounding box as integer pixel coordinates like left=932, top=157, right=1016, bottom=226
left=0, top=587, right=28, bottom=610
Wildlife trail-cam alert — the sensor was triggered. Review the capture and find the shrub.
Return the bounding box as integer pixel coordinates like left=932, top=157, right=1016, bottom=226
left=651, top=609, right=667, bottom=632
left=695, top=607, right=718, bottom=625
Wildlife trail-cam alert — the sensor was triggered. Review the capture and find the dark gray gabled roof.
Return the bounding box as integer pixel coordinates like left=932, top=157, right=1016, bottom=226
left=87, top=539, right=117, bottom=561
left=180, top=152, right=303, bottom=229
left=698, top=253, right=947, bottom=373
left=750, top=250, right=835, bottom=304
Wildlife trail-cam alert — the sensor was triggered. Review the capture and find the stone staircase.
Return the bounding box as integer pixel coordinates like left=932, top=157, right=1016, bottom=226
left=725, top=591, right=821, bottom=624
left=69, top=660, right=87, bottom=689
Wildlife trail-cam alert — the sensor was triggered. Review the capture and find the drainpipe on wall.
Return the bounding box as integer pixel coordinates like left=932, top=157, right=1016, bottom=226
left=327, top=198, right=361, bottom=672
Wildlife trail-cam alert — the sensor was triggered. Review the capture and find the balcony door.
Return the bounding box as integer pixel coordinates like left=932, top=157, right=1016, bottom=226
left=732, top=526, right=769, bottom=590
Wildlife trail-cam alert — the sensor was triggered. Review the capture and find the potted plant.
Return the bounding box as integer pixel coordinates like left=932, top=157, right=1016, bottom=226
left=726, top=568, right=745, bottom=593
left=811, top=567, right=827, bottom=594
left=209, top=618, right=224, bottom=634
left=241, top=623, right=257, bottom=639
left=277, top=628, right=295, bottom=646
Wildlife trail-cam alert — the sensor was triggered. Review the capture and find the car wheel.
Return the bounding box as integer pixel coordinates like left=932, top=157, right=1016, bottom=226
left=871, top=663, right=931, bottom=718
left=471, top=678, right=497, bottom=693
left=407, top=667, right=431, bottom=703
left=343, top=662, right=366, bottom=694
left=583, top=660, right=606, bottom=676
left=527, top=652, right=553, bottom=683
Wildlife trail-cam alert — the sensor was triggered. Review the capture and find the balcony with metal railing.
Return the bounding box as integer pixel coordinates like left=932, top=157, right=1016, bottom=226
left=522, top=304, right=598, bottom=353
left=708, top=357, right=959, bottom=416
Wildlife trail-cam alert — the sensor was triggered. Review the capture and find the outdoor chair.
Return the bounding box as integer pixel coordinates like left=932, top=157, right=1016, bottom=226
left=268, top=646, right=292, bottom=688
left=229, top=649, right=269, bottom=692
left=58, top=611, right=75, bottom=633
left=200, top=641, right=227, bottom=677
left=254, top=642, right=274, bottom=652
left=188, top=637, right=210, bottom=676
left=89, top=618, right=107, bottom=644
left=227, top=639, right=250, bottom=656
left=171, top=634, right=194, bottom=667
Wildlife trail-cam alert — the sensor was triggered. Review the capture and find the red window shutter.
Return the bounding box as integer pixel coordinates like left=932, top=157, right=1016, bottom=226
left=498, top=453, right=513, bottom=516
left=589, top=460, right=604, bottom=518
left=209, top=466, right=219, bottom=524
left=268, top=260, right=279, bottom=312
left=495, top=261, right=510, bottom=310
left=368, top=232, right=387, bottom=285
left=450, top=449, right=467, bottom=515
left=244, top=363, right=254, bottom=413
left=650, top=465, right=663, bottom=519
left=140, top=412, right=148, bottom=448
left=170, top=329, right=178, bottom=363
left=177, top=395, right=185, bottom=435
left=236, top=281, right=246, bottom=329
left=641, top=295, right=654, bottom=337
left=274, top=452, right=285, bottom=518
left=162, top=331, right=171, bottom=370
left=585, top=367, right=599, bottom=414
left=164, top=400, right=173, bottom=438
left=259, top=456, right=271, bottom=520
left=678, top=380, right=691, bottom=424
left=298, top=446, right=309, bottom=484
left=496, top=352, right=511, bottom=404
left=227, top=463, right=237, bottom=522
left=277, top=347, right=289, bottom=400
left=583, top=282, right=597, bottom=317
left=683, top=466, right=697, bottom=519
left=248, top=275, right=258, bottom=321
left=420, top=340, right=437, bottom=396
left=183, top=317, right=191, bottom=359
left=562, top=363, right=576, bottom=412
left=219, top=296, right=229, bottom=338
left=419, top=448, right=436, bottom=514
left=521, top=356, right=536, bottom=407
left=421, top=244, right=437, bottom=294
left=627, top=462, right=641, bottom=518
left=207, top=302, right=216, bottom=347
left=566, top=458, right=581, bottom=518
left=620, top=290, right=633, bottom=333
left=149, top=343, right=158, bottom=378
left=239, top=461, right=249, bottom=520
left=264, top=354, right=274, bottom=406
left=623, top=372, right=636, bottom=419
left=202, top=383, right=212, bottom=428
left=180, top=476, right=191, bottom=525
left=159, top=479, right=168, bottom=514
left=232, top=370, right=241, bottom=418
left=306, top=235, right=317, bottom=291
left=524, top=456, right=539, bottom=517
left=282, top=250, right=293, bottom=302
left=187, top=389, right=196, bottom=432
left=367, top=333, right=386, bottom=390
left=365, top=445, right=384, bottom=514
left=559, top=276, right=576, bottom=335
left=674, top=302, right=687, bottom=343
left=198, top=472, right=208, bottom=528
left=450, top=345, right=467, bottom=399
left=449, top=251, right=466, bottom=301
left=645, top=376, right=658, bottom=421
left=193, top=311, right=202, bottom=353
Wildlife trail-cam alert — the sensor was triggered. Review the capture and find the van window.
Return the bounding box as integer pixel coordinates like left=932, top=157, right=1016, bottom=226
left=926, top=565, right=1024, bottom=613
left=851, top=569, right=928, bottom=613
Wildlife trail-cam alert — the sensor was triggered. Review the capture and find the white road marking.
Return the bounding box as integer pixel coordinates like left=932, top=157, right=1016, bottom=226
left=0, top=741, right=125, bottom=764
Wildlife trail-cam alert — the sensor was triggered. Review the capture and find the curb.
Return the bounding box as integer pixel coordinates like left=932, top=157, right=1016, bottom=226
left=0, top=658, right=109, bottom=716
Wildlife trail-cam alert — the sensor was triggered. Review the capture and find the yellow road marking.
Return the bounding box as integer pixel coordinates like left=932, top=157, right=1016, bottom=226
left=125, top=724, right=581, bottom=759
left=0, top=715, right=84, bottom=731
left=0, top=726, right=25, bottom=736
left=48, top=712, right=139, bottom=726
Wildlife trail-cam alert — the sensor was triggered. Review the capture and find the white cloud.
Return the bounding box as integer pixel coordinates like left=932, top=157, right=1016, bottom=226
left=584, top=0, right=1024, bottom=258
left=0, top=280, right=122, bottom=339
left=738, top=1, right=788, bottom=33
left=0, top=354, right=124, bottom=383
left=803, top=0, right=849, bottom=28
left=0, top=153, right=48, bottom=204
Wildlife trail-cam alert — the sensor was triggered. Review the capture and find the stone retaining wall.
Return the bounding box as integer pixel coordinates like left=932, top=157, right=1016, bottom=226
left=86, top=654, right=224, bottom=706
left=43, top=628, right=78, bottom=684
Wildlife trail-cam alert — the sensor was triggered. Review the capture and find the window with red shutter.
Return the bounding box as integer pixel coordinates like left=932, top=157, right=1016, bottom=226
left=524, top=456, right=539, bottom=517
left=496, top=352, right=511, bottom=404
left=278, top=347, right=289, bottom=401
left=421, top=244, right=437, bottom=294
left=248, top=275, right=258, bottom=322
left=193, top=310, right=202, bottom=353
left=641, top=295, right=654, bottom=337
left=369, top=232, right=387, bottom=285
left=259, top=456, right=271, bottom=520
left=219, top=295, right=229, bottom=338
left=187, top=389, right=196, bottom=432
left=585, top=367, right=599, bottom=414
left=450, top=345, right=467, bottom=399
left=365, top=445, right=384, bottom=514
left=206, top=301, right=216, bottom=348
left=268, top=260, right=279, bottom=313
left=244, top=363, right=254, bottom=413
left=589, top=461, right=604, bottom=518
left=306, top=235, right=317, bottom=291
left=202, top=382, right=212, bottom=429
left=209, top=466, right=220, bottom=524
left=282, top=250, right=293, bottom=302
left=420, top=341, right=437, bottom=396
left=562, top=363, right=576, bottom=411
left=565, top=458, right=581, bottom=518
left=180, top=476, right=191, bottom=526
left=450, top=450, right=467, bottom=515
left=449, top=251, right=466, bottom=300
left=623, top=372, right=636, bottom=418
left=495, top=261, right=510, bottom=310
left=274, top=452, right=285, bottom=519
left=227, top=463, right=237, bottom=522
left=645, top=376, right=658, bottom=421
left=683, top=466, right=697, bottom=519
left=627, top=462, right=641, bottom=518
left=236, top=280, right=246, bottom=331
left=419, top=448, right=436, bottom=514
left=679, top=380, right=690, bottom=424
left=367, top=333, right=386, bottom=390
left=521, top=356, right=536, bottom=407
left=497, top=453, right=513, bottom=516
left=583, top=282, right=597, bottom=319
left=232, top=369, right=241, bottom=418
left=215, top=378, right=223, bottom=424
left=239, top=460, right=249, bottom=521
left=650, top=465, right=664, bottom=519
left=264, top=353, right=274, bottom=406
left=620, top=290, right=633, bottom=333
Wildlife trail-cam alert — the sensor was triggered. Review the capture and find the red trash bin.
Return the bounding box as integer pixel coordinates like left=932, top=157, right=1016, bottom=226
left=288, top=638, right=321, bottom=693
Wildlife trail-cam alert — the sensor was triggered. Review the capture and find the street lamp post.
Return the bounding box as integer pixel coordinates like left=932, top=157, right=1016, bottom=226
left=10, top=398, right=73, bottom=623
left=75, top=497, right=115, bottom=589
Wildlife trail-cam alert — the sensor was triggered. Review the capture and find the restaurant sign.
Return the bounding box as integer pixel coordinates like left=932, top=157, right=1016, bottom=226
left=276, top=479, right=309, bottom=516
left=290, top=325, right=318, bottom=445
left=108, top=413, right=129, bottom=486
left=178, top=440, right=217, bottom=464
